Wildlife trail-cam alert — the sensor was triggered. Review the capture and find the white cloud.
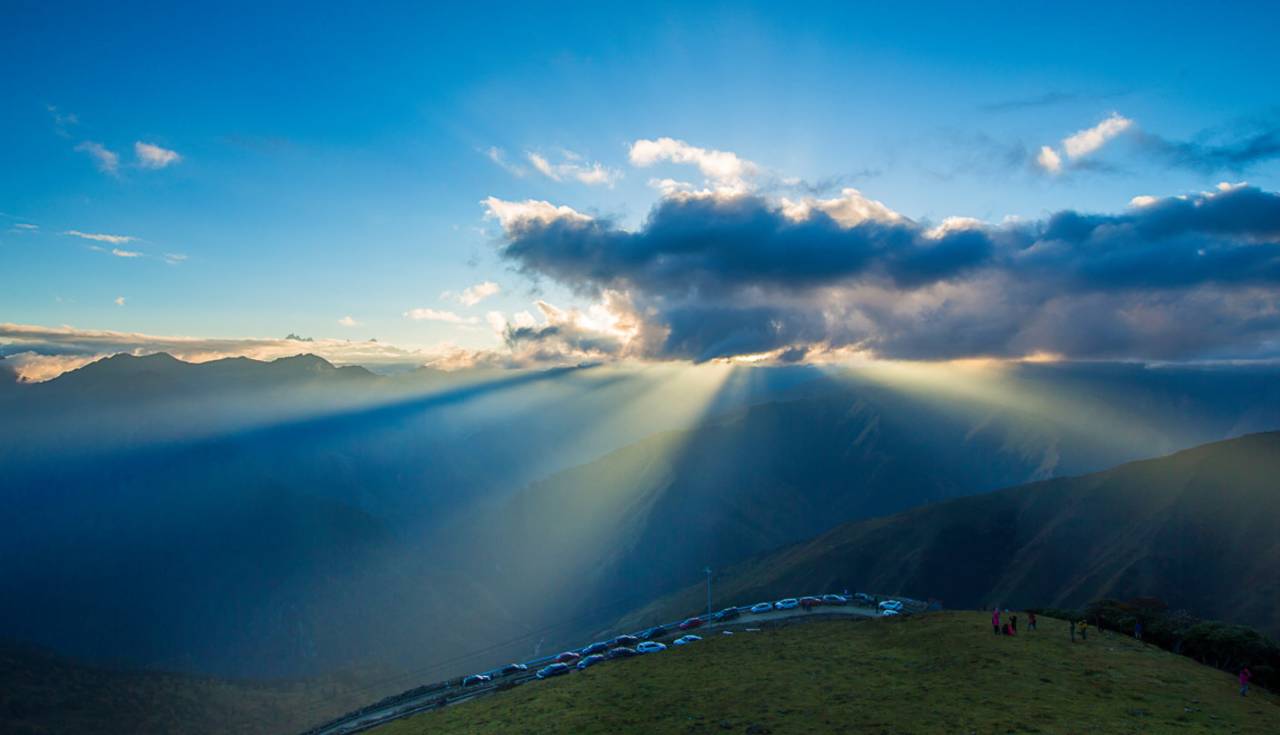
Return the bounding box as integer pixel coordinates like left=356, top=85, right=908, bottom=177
left=1035, top=113, right=1133, bottom=174
left=64, top=230, right=137, bottom=244
left=528, top=152, right=557, bottom=179
left=779, top=188, right=903, bottom=228
left=337, top=315, right=360, bottom=327
left=110, top=248, right=142, bottom=258
left=75, top=141, right=119, bottom=174
left=458, top=280, right=501, bottom=306
left=482, top=197, right=592, bottom=229
left=571, top=162, right=619, bottom=186
left=134, top=141, right=182, bottom=169
left=629, top=137, right=758, bottom=191
left=114, top=296, right=126, bottom=306
left=1129, top=194, right=1159, bottom=208
left=14, top=223, right=38, bottom=231
left=484, top=146, right=527, bottom=177
left=1062, top=113, right=1133, bottom=159
left=525, top=150, right=621, bottom=187
left=47, top=105, right=78, bottom=136
left=648, top=178, right=696, bottom=196
left=403, top=307, right=479, bottom=324
left=163, top=253, right=188, bottom=264
left=1036, top=145, right=1063, bottom=174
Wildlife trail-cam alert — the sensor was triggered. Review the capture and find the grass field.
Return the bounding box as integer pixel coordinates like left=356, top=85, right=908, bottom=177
left=372, top=612, right=1278, bottom=734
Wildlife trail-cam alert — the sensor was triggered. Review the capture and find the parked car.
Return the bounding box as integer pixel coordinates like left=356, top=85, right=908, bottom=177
left=607, top=646, right=638, bottom=659
left=673, top=634, right=702, bottom=646
left=499, top=663, right=528, bottom=675
left=577, top=653, right=606, bottom=669
left=636, top=641, right=667, bottom=653
left=678, top=616, right=704, bottom=630
left=536, top=663, right=571, bottom=679
left=879, top=599, right=904, bottom=612
left=775, top=598, right=800, bottom=610
left=462, top=673, right=491, bottom=686
left=642, top=625, right=668, bottom=640
left=712, top=607, right=741, bottom=622
left=555, top=651, right=582, bottom=664
left=750, top=602, right=774, bottom=614
left=822, top=594, right=848, bottom=606
left=580, top=641, right=609, bottom=656
left=800, top=596, right=823, bottom=609
left=881, top=608, right=901, bottom=617
left=853, top=592, right=875, bottom=605
left=610, top=634, right=639, bottom=647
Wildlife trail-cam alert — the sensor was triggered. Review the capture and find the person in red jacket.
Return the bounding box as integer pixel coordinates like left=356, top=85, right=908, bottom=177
left=992, top=608, right=1001, bottom=635
left=1240, top=667, right=1252, bottom=697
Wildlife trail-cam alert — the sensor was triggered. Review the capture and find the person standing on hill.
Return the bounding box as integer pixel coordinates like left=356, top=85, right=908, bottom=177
left=1134, top=621, right=1143, bottom=641
left=1028, top=611, right=1037, bottom=631
left=1070, top=618, right=1076, bottom=641
left=1011, top=614, right=1018, bottom=633
left=992, top=608, right=1001, bottom=635
left=1079, top=620, right=1088, bottom=641
left=1239, top=667, right=1252, bottom=697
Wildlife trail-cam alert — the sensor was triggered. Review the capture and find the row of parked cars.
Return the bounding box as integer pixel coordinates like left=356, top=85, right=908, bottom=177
left=462, top=593, right=907, bottom=687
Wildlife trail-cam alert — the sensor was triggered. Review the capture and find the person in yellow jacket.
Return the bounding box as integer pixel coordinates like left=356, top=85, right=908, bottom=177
left=1078, top=620, right=1089, bottom=641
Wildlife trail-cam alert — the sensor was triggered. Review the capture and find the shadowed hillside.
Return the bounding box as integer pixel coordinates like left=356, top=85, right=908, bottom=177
left=618, top=432, right=1280, bottom=636
left=0, top=641, right=385, bottom=735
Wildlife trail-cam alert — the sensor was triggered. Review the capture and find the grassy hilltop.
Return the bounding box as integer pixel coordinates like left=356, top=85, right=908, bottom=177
left=374, top=612, right=1278, bottom=735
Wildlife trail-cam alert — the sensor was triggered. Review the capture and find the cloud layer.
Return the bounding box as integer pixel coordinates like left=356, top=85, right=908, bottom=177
left=484, top=183, right=1280, bottom=363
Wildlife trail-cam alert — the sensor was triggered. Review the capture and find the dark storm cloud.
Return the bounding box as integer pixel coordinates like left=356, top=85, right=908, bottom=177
left=978, top=89, right=1132, bottom=113
left=492, top=185, right=1280, bottom=362
left=1135, top=127, right=1280, bottom=173
left=500, top=194, right=996, bottom=296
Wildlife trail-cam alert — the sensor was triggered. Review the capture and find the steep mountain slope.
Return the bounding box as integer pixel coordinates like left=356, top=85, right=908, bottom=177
left=4, top=354, right=1279, bottom=684
left=372, top=614, right=1280, bottom=735
left=618, top=432, right=1280, bottom=636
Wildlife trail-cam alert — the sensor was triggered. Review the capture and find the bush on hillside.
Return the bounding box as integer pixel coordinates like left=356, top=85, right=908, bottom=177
left=1027, top=598, right=1279, bottom=691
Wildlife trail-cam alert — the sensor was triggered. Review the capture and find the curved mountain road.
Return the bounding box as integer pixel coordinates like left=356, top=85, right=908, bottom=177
left=303, top=598, right=924, bottom=735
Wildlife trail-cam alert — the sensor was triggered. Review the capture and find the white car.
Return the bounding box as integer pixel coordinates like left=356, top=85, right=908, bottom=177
left=879, top=599, right=904, bottom=612
left=775, top=598, right=800, bottom=610
left=749, top=602, right=773, bottom=614
left=636, top=641, right=667, bottom=653
left=673, top=634, right=702, bottom=646
left=881, top=609, right=900, bottom=617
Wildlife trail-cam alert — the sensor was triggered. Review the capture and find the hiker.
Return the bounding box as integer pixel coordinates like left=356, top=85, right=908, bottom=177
left=1134, top=621, right=1143, bottom=641
left=1028, top=611, right=1037, bottom=631
left=1070, top=618, right=1075, bottom=641
left=1011, top=614, right=1018, bottom=633
left=1079, top=620, right=1088, bottom=641
left=1239, top=667, right=1252, bottom=697
left=992, top=608, right=1001, bottom=635
left=1002, top=622, right=1014, bottom=636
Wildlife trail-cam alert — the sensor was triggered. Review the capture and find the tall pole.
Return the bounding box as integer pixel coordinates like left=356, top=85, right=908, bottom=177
left=705, top=566, right=712, bottom=617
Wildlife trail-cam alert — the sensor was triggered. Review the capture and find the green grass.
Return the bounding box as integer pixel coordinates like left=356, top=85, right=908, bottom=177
left=373, top=612, right=1279, bottom=734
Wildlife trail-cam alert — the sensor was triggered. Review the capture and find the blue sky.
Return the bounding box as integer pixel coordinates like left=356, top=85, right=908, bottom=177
left=3, top=2, right=1280, bottom=375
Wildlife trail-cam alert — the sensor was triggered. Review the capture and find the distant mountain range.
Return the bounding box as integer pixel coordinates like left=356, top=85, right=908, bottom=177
left=615, top=431, right=1280, bottom=637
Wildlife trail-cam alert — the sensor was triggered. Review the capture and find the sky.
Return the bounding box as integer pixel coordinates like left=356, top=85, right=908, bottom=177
left=3, top=1, right=1280, bottom=379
